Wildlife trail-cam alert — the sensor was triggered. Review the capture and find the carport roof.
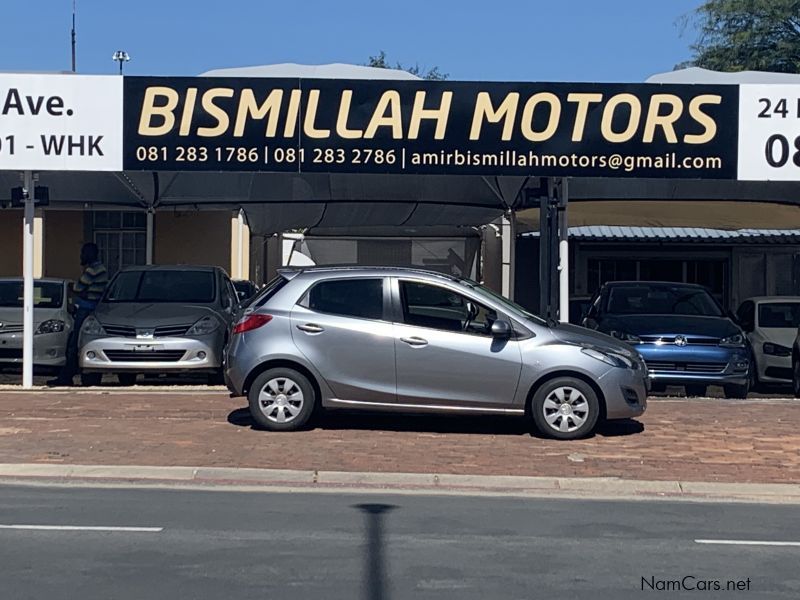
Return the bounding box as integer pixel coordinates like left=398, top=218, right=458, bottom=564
left=522, top=226, right=800, bottom=243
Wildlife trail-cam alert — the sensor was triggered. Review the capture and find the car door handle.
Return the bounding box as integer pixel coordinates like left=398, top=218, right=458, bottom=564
left=401, top=336, right=428, bottom=347
left=297, top=323, right=324, bottom=334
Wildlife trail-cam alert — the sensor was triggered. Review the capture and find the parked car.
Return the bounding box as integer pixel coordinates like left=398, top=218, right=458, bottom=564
left=736, top=296, right=800, bottom=387
left=224, top=267, right=647, bottom=440
left=568, top=295, right=593, bottom=325
left=232, top=279, right=259, bottom=304
left=583, top=281, right=750, bottom=398
left=0, top=278, right=73, bottom=370
left=79, top=265, right=238, bottom=385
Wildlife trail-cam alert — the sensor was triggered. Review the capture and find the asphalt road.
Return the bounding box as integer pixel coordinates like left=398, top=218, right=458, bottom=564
left=0, top=485, right=798, bottom=599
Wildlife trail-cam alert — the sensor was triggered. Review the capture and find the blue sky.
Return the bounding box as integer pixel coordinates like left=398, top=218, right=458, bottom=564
left=2, top=0, right=703, bottom=81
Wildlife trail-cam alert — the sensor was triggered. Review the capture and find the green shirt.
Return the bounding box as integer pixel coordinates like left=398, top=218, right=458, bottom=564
left=74, top=260, right=109, bottom=301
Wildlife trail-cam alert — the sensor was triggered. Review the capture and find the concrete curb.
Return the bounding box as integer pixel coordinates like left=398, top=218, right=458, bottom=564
left=0, top=463, right=798, bottom=504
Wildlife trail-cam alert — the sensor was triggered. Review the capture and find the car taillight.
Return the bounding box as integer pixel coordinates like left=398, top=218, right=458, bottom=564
left=232, top=314, right=273, bottom=334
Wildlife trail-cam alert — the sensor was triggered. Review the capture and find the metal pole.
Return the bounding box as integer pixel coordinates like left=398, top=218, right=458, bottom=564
left=236, top=209, right=245, bottom=279
left=145, top=209, right=154, bottom=265
left=558, top=179, right=570, bottom=323
left=22, top=171, right=35, bottom=388
left=71, top=1, right=77, bottom=72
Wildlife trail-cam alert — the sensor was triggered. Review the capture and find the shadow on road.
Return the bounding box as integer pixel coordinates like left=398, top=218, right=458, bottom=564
left=227, top=407, right=644, bottom=438
left=354, top=503, right=397, bottom=600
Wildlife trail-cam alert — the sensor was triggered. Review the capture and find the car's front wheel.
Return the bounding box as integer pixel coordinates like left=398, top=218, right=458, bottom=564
left=793, top=354, right=800, bottom=398
left=724, top=382, right=750, bottom=399
left=248, top=368, right=316, bottom=432
left=531, top=377, right=600, bottom=440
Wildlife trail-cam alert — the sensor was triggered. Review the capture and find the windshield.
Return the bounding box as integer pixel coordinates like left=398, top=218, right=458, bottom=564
left=758, top=302, right=800, bottom=328
left=460, top=278, right=547, bottom=325
left=0, top=281, right=64, bottom=309
left=104, top=270, right=216, bottom=303
left=606, top=284, right=723, bottom=317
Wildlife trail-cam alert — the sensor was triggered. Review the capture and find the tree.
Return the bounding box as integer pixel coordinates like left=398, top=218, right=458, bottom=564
left=682, top=0, right=800, bottom=72
left=367, top=50, right=449, bottom=80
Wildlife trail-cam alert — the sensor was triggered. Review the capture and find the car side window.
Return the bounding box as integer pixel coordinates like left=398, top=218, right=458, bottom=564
left=399, top=280, right=497, bottom=336
left=301, top=278, right=384, bottom=320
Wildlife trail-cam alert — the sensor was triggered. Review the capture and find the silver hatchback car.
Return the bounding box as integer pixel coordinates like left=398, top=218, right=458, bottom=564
left=225, top=267, right=647, bottom=440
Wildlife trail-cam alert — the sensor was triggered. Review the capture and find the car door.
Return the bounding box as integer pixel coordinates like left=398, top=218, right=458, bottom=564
left=391, top=277, right=522, bottom=408
left=290, top=276, right=397, bottom=403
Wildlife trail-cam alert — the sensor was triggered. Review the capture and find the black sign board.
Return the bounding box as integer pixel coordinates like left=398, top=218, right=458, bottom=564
left=123, top=77, right=738, bottom=178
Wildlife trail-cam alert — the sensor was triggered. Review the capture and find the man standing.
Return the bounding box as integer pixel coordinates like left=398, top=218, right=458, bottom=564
left=48, top=243, right=108, bottom=386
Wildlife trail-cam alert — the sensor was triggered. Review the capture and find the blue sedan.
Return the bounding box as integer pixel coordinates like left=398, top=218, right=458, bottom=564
left=583, top=281, right=750, bottom=398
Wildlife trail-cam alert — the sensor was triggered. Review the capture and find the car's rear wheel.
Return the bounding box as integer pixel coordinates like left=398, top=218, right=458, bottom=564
left=248, top=368, right=315, bottom=432
left=531, top=377, right=599, bottom=440
left=685, top=384, right=707, bottom=397
left=117, top=373, right=137, bottom=386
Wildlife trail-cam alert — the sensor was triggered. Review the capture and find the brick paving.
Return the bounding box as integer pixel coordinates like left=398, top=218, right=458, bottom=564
left=0, top=390, right=798, bottom=484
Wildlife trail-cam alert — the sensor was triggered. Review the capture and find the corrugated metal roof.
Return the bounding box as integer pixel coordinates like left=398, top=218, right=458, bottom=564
left=522, top=226, right=800, bottom=243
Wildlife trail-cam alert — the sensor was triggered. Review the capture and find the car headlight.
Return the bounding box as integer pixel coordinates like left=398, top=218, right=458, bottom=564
left=81, top=316, right=105, bottom=336
left=186, top=316, right=220, bottom=336
left=720, top=333, right=746, bottom=348
left=609, top=330, right=642, bottom=343
left=581, top=346, right=634, bottom=369
left=35, top=319, right=65, bottom=335
left=763, top=342, right=791, bottom=357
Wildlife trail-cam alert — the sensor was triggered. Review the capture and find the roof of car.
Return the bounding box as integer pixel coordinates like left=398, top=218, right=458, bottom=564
left=742, top=296, right=800, bottom=303
left=118, top=265, right=220, bottom=273
left=278, top=266, right=464, bottom=283
left=601, top=281, right=707, bottom=288
left=0, top=277, right=70, bottom=284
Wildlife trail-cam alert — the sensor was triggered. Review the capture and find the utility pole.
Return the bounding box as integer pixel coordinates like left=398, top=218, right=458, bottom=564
left=71, top=1, right=77, bottom=72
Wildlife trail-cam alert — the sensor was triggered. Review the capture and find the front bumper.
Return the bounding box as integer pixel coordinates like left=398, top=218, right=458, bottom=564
left=0, top=331, right=68, bottom=367
left=756, top=353, right=792, bottom=383
left=597, top=366, right=648, bottom=420
left=80, top=336, right=222, bottom=372
left=638, top=345, right=750, bottom=387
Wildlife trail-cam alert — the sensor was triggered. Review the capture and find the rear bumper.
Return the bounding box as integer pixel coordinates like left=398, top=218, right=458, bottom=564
left=80, top=336, right=222, bottom=372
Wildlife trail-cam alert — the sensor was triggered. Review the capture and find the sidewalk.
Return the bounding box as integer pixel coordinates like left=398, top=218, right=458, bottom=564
left=0, top=389, right=798, bottom=485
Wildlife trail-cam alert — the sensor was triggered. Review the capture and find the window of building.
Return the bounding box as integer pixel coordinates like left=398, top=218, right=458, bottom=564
left=92, top=211, right=147, bottom=276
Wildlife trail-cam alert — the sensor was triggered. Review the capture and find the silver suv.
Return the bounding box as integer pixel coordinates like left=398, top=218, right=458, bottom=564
left=225, top=267, right=647, bottom=440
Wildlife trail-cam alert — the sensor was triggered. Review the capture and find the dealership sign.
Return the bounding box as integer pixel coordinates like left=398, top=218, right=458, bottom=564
left=1, top=73, right=800, bottom=180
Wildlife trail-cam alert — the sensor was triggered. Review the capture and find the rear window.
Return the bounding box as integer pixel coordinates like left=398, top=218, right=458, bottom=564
left=0, top=281, right=63, bottom=309
left=758, top=302, right=800, bottom=328
left=302, top=278, right=383, bottom=320
left=104, top=270, right=216, bottom=303
left=249, top=276, right=289, bottom=310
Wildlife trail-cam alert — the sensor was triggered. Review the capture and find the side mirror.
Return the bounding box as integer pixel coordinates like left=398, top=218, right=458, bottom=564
left=490, top=319, right=512, bottom=339
left=67, top=303, right=77, bottom=316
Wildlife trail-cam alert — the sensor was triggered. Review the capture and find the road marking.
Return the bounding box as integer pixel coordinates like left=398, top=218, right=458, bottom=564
left=695, top=539, right=800, bottom=547
left=0, top=524, right=163, bottom=532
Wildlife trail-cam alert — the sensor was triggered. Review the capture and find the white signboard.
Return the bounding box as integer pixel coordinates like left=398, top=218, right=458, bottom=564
left=738, top=84, right=800, bottom=181
left=0, top=74, right=122, bottom=171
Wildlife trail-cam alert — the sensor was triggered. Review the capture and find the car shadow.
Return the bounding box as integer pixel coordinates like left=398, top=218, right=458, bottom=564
left=226, top=407, right=644, bottom=439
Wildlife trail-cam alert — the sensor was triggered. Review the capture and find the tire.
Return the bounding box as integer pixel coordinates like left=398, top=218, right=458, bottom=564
left=248, top=368, right=316, bottom=432
left=724, top=382, right=749, bottom=399
left=117, top=373, right=137, bottom=386
left=793, top=355, right=800, bottom=398
left=685, top=384, right=707, bottom=397
left=650, top=382, right=667, bottom=394
left=80, top=372, right=102, bottom=387
left=531, top=377, right=600, bottom=440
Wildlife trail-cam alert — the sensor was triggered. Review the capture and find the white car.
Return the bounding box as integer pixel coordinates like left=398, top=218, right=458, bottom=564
left=736, top=296, right=800, bottom=386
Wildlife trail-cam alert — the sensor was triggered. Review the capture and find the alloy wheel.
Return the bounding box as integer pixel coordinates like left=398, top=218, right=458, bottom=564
left=542, top=386, right=589, bottom=433
left=257, top=377, right=305, bottom=424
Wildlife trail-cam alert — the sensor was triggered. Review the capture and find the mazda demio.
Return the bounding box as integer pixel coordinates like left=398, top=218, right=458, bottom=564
left=225, top=267, right=647, bottom=440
